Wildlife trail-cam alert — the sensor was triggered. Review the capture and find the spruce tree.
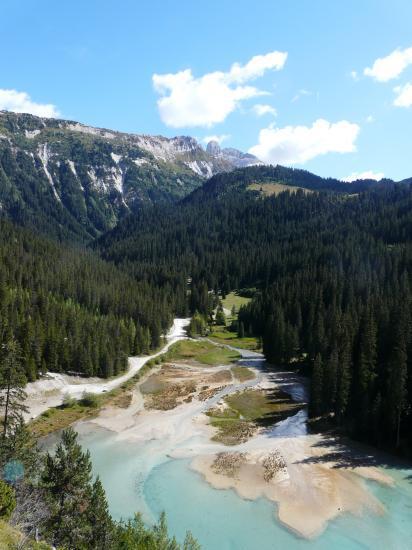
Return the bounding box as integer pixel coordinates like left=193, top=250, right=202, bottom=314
left=310, top=354, right=323, bottom=417
left=88, top=476, right=114, bottom=549
left=42, top=427, right=93, bottom=548
left=0, top=338, right=28, bottom=439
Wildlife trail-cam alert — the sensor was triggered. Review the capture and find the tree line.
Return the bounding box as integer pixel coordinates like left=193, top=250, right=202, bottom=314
left=100, top=179, right=412, bottom=452
left=0, top=218, right=177, bottom=380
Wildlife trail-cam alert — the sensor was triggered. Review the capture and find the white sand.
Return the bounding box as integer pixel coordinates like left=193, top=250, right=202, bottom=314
left=24, top=318, right=189, bottom=419
left=75, top=342, right=395, bottom=540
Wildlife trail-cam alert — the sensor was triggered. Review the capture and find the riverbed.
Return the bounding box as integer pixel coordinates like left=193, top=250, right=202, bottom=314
left=72, top=344, right=412, bottom=549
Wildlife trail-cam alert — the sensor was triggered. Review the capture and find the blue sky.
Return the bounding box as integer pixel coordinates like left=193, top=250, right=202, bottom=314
left=1, top=0, right=412, bottom=180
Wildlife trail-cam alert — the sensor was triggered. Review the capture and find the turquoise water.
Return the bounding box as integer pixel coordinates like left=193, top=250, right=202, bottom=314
left=78, top=427, right=412, bottom=550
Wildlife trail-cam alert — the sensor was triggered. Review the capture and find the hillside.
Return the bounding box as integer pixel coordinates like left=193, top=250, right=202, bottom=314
left=0, top=111, right=258, bottom=240
left=186, top=164, right=398, bottom=202
left=0, top=217, right=178, bottom=381
left=98, top=179, right=412, bottom=453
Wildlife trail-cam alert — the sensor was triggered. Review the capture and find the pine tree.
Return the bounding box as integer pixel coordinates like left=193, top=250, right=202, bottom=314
left=335, top=326, right=352, bottom=423
left=310, top=354, right=323, bottom=417
left=88, top=476, right=113, bottom=549
left=42, top=427, right=93, bottom=548
left=355, top=309, right=377, bottom=434
left=0, top=338, right=28, bottom=439
left=386, top=316, right=408, bottom=448
left=215, top=305, right=226, bottom=326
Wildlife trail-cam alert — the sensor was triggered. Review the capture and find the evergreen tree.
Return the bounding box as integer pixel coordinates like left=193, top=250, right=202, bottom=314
left=88, top=476, right=114, bottom=549
left=310, top=354, right=323, bottom=417
left=0, top=338, right=27, bottom=439
left=42, top=427, right=93, bottom=548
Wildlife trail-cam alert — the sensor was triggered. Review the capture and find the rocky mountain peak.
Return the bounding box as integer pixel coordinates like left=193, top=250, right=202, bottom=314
left=206, top=140, right=222, bottom=157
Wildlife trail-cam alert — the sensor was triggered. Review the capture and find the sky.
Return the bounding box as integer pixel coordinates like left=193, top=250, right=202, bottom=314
left=1, top=0, right=412, bottom=181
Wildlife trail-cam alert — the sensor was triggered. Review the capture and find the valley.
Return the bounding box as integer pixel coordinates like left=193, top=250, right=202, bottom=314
left=2, top=118, right=412, bottom=550
left=50, top=332, right=412, bottom=549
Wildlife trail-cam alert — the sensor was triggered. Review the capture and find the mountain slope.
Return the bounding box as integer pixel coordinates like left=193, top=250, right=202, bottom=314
left=0, top=112, right=259, bottom=240
left=186, top=164, right=396, bottom=202
left=0, top=111, right=205, bottom=239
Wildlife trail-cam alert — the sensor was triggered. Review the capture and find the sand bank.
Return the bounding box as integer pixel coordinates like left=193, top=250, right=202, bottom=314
left=75, top=341, right=394, bottom=540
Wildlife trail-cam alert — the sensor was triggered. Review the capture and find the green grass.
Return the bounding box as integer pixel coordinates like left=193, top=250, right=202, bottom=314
left=225, top=389, right=300, bottom=422
left=29, top=357, right=161, bottom=439
left=246, top=182, right=312, bottom=197
left=231, top=366, right=256, bottom=381
left=164, top=340, right=240, bottom=365
left=222, top=291, right=251, bottom=312
left=209, top=328, right=260, bottom=351
left=206, top=388, right=302, bottom=445
left=0, top=520, right=50, bottom=549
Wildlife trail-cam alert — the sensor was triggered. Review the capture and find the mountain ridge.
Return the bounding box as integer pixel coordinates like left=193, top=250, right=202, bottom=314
left=0, top=111, right=259, bottom=240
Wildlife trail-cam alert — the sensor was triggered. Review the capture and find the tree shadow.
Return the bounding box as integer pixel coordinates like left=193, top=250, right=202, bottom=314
left=294, top=434, right=412, bottom=476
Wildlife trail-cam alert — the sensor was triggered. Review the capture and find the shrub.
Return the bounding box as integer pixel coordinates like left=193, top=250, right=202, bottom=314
left=62, top=393, right=77, bottom=408
left=80, top=392, right=99, bottom=408
left=0, top=480, right=16, bottom=520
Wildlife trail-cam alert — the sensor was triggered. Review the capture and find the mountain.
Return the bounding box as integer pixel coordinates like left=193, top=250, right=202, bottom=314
left=0, top=111, right=254, bottom=240
left=187, top=164, right=397, bottom=202
left=206, top=139, right=262, bottom=169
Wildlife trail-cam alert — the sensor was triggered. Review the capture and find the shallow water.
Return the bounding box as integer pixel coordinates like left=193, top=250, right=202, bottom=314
left=76, top=346, right=412, bottom=550
left=78, top=425, right=412, bottom=550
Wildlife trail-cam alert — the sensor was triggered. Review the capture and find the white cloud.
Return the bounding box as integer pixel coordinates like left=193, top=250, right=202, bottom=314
left=364, top=46, right=412, bottom=82
left=252, top=104, right=277, bottom=117
left=0, top=89, right=59, bottom=117
left=350, top=70, right=359, bottom=81
left=152, top=50, right=287, bottom=128
left=249, top=118, right=360, bottom=165
left=393, top=82, right=412, bottom=107
left=226, top=51, right=287, bottom=84
left=202, top=134, right=230, bottom=145
left=343, top=170, right=384, bottom=182
left=291, top=89, right=311, bottom=102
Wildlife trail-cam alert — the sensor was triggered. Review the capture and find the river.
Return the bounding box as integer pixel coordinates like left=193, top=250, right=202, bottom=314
left=74, top=345, right=412, bottom=549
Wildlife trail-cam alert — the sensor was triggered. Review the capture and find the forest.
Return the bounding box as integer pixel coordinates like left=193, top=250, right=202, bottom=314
left=0, top=217, right=179, bottom=380
left=1, top=164, right=412, bottom=449
left=99, top=175, right=412, bottom=453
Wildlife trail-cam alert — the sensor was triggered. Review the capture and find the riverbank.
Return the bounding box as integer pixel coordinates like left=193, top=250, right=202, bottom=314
left=25, top=318, right=190, bottom=422
left=70, top=341, right=399, bottom=541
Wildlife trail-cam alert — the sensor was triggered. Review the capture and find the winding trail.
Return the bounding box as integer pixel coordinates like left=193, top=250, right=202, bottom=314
left=24, top=318, right=189, bottom=419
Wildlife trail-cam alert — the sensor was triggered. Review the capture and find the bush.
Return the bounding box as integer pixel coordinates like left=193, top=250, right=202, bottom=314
left=80, top=392, right=99, bottom=408
left=62, top=393, right=77, bottom=408
left=0, top=480, right=16, bottom=520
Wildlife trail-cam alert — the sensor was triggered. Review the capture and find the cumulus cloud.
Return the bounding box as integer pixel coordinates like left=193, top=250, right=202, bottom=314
left=153, top=51, right=287, bottom=128
left=202, top=134, right=230, bottom=145
left=0, top=89, right=59, bottom=117
left=249, top=119, right=360, bottom=165
left=252, top=104, right=277, bottom=117
left=343, top=170, right=384, bottom=182
left=364, top=47, right=412, bottom=82
left=393, top=82, right=412, bottom=107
